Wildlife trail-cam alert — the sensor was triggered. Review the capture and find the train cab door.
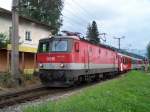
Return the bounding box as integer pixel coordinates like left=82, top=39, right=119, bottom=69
left=84, top=49, right=89, bottom=71
left=120, top=57, right=123, bottom=72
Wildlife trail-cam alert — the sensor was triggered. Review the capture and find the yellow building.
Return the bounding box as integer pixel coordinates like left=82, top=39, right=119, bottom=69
left=0, top=7, right=51, bottom=74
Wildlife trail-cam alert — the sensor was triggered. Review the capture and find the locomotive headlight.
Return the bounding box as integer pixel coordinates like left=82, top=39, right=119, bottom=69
left=60, top=63, right=64, bottom=68
left=39, top=63, right=43, bottom=68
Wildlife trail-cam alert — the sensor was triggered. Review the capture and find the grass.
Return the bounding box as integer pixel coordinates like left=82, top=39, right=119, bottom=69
left=23, top=71, right=150, bottom=112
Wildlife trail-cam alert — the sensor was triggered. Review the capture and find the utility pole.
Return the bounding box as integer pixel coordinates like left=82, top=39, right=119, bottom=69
left=11, top=0, right=20, bottom=85
left=99, top=33, right=107, bottom=43
left=114, top=36, right=125, bottom=49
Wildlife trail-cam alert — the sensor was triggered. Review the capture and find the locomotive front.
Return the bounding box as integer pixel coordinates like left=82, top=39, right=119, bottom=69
left=37, top=36, right=78, bottom=87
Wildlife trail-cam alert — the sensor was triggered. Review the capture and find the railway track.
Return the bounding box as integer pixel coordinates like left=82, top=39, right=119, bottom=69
left=0, top=84, right=56, bottom=108
left=0, top=73, right=123, bottom=109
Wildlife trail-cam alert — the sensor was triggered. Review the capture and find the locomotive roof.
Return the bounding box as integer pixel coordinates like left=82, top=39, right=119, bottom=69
left=39, top=35, right=80, bottom=41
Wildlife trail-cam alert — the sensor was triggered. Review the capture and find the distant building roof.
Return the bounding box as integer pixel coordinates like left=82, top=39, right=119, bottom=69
left=0, top=7, right=51, bottom=30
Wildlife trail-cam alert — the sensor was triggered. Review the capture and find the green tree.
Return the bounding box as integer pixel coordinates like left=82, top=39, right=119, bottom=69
left=147, top=42, right=150, bottom=59
left=19, top=0, right=64, bottom=34
left=0, top=33, right=9, bottom=48
left=86, top=24, right=92, bottom=40
left=86, top=21, right=99, bottom=44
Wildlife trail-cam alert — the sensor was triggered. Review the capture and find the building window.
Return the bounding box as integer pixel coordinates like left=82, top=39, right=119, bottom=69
left=9, top=26, right=12, bottom=39
left=25, top=31, right=32, bottom=41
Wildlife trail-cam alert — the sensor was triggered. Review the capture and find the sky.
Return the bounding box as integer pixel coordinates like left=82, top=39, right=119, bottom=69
left=0, top=0, right=150, bottom=53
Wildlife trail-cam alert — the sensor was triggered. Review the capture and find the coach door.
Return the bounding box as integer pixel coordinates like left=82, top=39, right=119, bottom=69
left=120, top=56, right=123, bottom=71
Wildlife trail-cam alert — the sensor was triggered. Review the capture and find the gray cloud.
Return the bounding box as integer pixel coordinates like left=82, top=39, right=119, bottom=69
left=62, top=0, right=150, bottom=51
left=0, top=0, right=150, bottom=51
left=0, top=0, right=12, bottom=10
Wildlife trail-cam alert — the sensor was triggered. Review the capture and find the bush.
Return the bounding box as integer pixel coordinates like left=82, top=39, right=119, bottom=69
left=0, top=33, right=10, bottom=48
left=0, top=73, right=15, bottom=88
left=0, top=72, right=39, bottom=88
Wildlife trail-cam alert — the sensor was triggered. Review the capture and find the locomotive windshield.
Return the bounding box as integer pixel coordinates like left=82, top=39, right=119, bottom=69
left=38, top=38, right=71, bottom=53
left=52, top=40, right=68, bottom=52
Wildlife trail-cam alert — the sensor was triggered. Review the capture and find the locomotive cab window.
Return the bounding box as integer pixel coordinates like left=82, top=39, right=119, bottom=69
left=38, top=42, right=49, bottom=53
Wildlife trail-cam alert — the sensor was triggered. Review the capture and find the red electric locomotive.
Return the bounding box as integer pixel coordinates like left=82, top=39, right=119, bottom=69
left=37, top=33, right=148, bottom=87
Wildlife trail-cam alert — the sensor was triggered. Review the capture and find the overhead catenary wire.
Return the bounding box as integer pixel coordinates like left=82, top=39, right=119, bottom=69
left=62, top=0, right=103, bottom=35
left=63, top=15, right=87, bottom=28
left=69, top=0, right=107, bottom=37
left=63, top=1, right=91, bottom=24
left=70, top=0, right=95, bottom=21
left=63, top=8, right=90, bottom=24
left=61, top=15, right=87, bottom=33
left=61, top=24, right=85, bottom=33
left=62, top=3, right=90, bottom=32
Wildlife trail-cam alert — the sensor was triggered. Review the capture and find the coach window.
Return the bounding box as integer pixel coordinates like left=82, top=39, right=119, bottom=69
left=126, top=59, right=128, bottom=64
left=132, top=60, right=134, bottom=64
left=122, top=58, right=124, bottom=63
left=124, top=58, right=126, bottom=64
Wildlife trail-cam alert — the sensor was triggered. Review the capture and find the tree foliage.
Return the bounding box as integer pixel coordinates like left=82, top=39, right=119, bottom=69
left=86, top=24, right=92, bottom=39
left=147, top=42, right=150, bottom=59
left=19, top=0, right=64, bottom=34
left=0, top=33, right=10, bottom=48
left=86, top=21, right=99, bottom=44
